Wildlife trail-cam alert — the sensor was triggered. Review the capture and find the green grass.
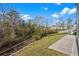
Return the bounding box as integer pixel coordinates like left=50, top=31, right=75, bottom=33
left=13, top=33, right=67, bottom=56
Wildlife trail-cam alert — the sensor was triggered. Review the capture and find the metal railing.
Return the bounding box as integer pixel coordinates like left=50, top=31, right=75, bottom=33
left=0, top=39, right=32, bottom=56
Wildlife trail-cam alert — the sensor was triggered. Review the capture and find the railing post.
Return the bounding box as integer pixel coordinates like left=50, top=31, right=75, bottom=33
left=77, top=3, right=79, bottom=55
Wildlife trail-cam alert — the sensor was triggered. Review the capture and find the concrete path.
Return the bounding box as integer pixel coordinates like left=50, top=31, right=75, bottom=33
left=48, top=35, right=78, bottom=56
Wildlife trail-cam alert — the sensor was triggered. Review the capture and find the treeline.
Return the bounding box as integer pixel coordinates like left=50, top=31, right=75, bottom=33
left=0, top=9, right=58, bottom=48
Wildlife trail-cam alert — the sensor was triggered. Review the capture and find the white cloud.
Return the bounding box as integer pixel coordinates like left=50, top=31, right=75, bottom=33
left=68, top=8, right=77, bottom=14
left=21, top=14, right=32, bottom=21
left=44, top=7, right=48, bottom=10
left=56, top=19, right=60, bottom=23
left=52, top=14, right=59, bottom=18
left=55, top=3, right=61, bottom=5
left=60, top=7, right=70, bottom=15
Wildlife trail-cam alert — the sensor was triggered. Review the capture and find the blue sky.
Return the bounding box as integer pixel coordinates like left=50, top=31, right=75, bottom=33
left=0, top=3, right=77, bottom=26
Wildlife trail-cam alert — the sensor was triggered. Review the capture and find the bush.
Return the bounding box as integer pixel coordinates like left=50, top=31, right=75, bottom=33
left=32, top=35, right=41, bottom=40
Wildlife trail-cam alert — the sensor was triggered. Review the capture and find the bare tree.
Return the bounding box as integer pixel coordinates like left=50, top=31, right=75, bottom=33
left=67, top=17, right=72, bottom=30
left=0, top=4, right=10, bottom=27
left=60, top=20, right=64, bottom=30
left=0, top=4, right=10, bottom=40
left=6, top=9, right=22, bottom=42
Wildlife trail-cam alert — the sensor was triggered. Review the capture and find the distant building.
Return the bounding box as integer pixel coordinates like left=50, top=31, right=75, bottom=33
left=50, top=25, right=76, bottom=30
left=50, top=25, right=68, bottom=30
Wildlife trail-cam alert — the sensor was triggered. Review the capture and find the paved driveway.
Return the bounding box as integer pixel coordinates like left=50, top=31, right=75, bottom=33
left=48, top=35, right=78, bottom=56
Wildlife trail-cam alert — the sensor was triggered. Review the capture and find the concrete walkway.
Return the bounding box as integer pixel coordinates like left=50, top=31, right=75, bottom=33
left=48, top=35, right=78, bottom=56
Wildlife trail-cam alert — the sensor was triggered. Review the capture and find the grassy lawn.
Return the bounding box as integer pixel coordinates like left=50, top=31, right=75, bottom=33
left=13, top=33, right=67, bottom=56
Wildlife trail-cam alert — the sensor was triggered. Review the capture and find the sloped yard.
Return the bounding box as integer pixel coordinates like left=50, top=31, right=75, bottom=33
left=12, top=33, right=67, bottom=56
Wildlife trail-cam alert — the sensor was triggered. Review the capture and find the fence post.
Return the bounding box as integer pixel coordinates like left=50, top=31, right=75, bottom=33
left=77, top=3, right=79, bottom=55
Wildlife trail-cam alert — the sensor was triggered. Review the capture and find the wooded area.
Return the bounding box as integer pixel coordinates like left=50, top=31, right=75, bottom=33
left=0, top=5, right=73, bottom=55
